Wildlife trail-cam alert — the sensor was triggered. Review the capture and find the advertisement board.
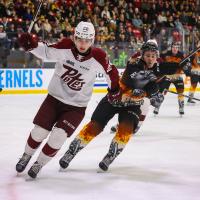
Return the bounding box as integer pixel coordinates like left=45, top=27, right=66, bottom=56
left=0, top=68, right=199, bottom=94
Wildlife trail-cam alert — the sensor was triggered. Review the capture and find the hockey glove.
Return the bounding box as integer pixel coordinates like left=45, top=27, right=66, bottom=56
left=182, top=60, right=191, bottom=76
left=150, top=92, right=164, bottom=108
left=107, top=88, right=123, bottom=107
left=132, top=89, right=145, bottom=97
left=130, top=70, right=157, bottom=89
left=18, top=33, right=38, bottom=51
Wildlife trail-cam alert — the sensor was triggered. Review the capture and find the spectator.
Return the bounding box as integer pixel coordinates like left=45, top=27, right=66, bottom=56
left=0, top=0, right=7, bottom=17
left=6, top=23, right=18, bottom=49
left=0, top=24, right=9, bottom=48
left=132, top=14, right=143, bottom=28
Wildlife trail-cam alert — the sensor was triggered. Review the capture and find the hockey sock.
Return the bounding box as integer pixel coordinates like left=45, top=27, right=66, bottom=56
left=25, top=125, right=49, bottom=156
left=37, top=127, right=67, bottom=166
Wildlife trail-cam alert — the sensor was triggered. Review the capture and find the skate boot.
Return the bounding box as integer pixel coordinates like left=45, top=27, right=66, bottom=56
left=99, top=154, right=113, bottom=171
left=187, top=98, right=196, bottom=104
left=59, top=138, right=84, bottom=169
left=153, top=106, right=160, bottom=115
left=187, top=93, right=196, bottom=104
left=28, top=161, right=43, bottom=179
left=16, top=153, right=32, bottom=173
left=99, top=140, right=123, bottom=171
left=178, top=100, right=184, bottom=115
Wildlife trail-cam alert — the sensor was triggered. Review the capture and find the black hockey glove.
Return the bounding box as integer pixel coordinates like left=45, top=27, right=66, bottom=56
left=132, top=89, right=145, bottom=97
left=150, top=92, right=164, bottom=108
left=130, top=70, right=157, bottom=89
left=182, top=60, right=191, bottom=76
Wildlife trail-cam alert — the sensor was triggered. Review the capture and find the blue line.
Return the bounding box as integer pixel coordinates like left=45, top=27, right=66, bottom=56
left=94, top=84, right=108, bottom=87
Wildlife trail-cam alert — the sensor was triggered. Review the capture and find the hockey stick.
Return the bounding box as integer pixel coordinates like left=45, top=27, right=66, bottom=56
left=156, top=46, right=200, bottom=83
left=28, top=0, right=45, bottom=33
left=179, top=46, right=200, bottom=65
left=167, top=90, right=200, bottom=101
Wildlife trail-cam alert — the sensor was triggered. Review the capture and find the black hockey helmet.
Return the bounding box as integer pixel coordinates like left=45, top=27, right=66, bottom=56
left=171, top=41, right=180, bottom=48
left=141, top=39, right=159, bottom=56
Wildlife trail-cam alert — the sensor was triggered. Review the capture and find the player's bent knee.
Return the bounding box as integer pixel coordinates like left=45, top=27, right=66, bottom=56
left=47, top=127, right=67, bottom=149
left=31, top=125, right=49, bottom=142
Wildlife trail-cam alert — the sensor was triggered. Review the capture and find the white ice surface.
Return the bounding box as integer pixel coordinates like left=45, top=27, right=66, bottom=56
left=0, top=93, right=200, bottom=200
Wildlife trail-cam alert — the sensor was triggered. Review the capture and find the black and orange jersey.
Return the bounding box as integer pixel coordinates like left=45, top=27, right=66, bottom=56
left=120, top=58, right=181, bottom=98
left=161, top=50, right=184, bottom=74
left=191, top=51, right=200, bottom=71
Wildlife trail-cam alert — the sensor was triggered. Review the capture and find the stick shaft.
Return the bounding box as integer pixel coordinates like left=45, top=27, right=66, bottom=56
left=167, top=90, right=200, bottom=101
left=28, top=0, right=44, bottom=33
left=179, top=46, right=200, bottom=65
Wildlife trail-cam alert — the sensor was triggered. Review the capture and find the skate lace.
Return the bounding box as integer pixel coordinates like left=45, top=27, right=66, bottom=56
left=19, top=154, right=31, bottom=165
left=102, top=155, right=112, bottom=166
left=62, top=151, right=74, bottom=163
left=31, top=162, right=42, bottom=174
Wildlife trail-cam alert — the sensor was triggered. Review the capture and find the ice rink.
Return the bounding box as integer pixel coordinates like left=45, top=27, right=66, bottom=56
left=0, top=93, right=200, bottom=200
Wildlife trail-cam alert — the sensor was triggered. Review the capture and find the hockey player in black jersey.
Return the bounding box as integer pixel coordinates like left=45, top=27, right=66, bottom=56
left=153, top=42, right=189, bottom=116
left=59, top=40, right=186, bottom=172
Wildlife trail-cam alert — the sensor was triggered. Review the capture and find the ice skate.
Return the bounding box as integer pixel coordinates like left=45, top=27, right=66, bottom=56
left=16, top=153, right=32, bottom=173
left=153, top=107, right=159, bottom=116
left=27, top=161, right=43, bottom=179
left=187, top=98, right=196, bottom=104
left=59, top=138, right=84, bottom=170
left=59, top=150, right=74, bottom=169
left=178, top=100, right=184, bottom=116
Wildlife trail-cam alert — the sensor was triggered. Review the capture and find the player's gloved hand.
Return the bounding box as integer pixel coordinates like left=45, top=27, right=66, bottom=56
left=182, top=59, right=191, bottom=76
left=131, top=70, right=157, bottom=89
left=18, top=33, right=38, bottom=51
left=132, top=89, right=145, bottom=97
left=150, top=92, right=164, bottom=108
left=107, top=88, right=123, bottom=107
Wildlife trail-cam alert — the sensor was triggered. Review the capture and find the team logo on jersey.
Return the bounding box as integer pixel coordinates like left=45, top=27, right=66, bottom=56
left=61, top=64, right=85, bottom=91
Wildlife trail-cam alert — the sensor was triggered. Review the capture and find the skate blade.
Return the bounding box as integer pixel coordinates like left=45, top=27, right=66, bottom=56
left=187, top=102, right=196, bottom=106
left=25, top=176, right=36, bottom=181
left=97, top=168, right=107, bottom=173
left=16, top=172, right=23, bottom=177
left=59, top=167, right=67, bottom=172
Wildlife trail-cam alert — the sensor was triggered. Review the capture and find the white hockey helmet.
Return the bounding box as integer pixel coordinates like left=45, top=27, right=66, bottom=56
left=74, top=21, right=95, bottom=42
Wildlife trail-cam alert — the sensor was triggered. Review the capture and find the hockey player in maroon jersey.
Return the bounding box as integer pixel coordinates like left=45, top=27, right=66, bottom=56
left=59, top=40, right=186, bottom=172
left=15, top=21, right=121, bottom=178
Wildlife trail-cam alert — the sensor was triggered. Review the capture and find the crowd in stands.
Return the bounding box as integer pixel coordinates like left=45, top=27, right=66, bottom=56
left=0, top=0, right=200, bottom=53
